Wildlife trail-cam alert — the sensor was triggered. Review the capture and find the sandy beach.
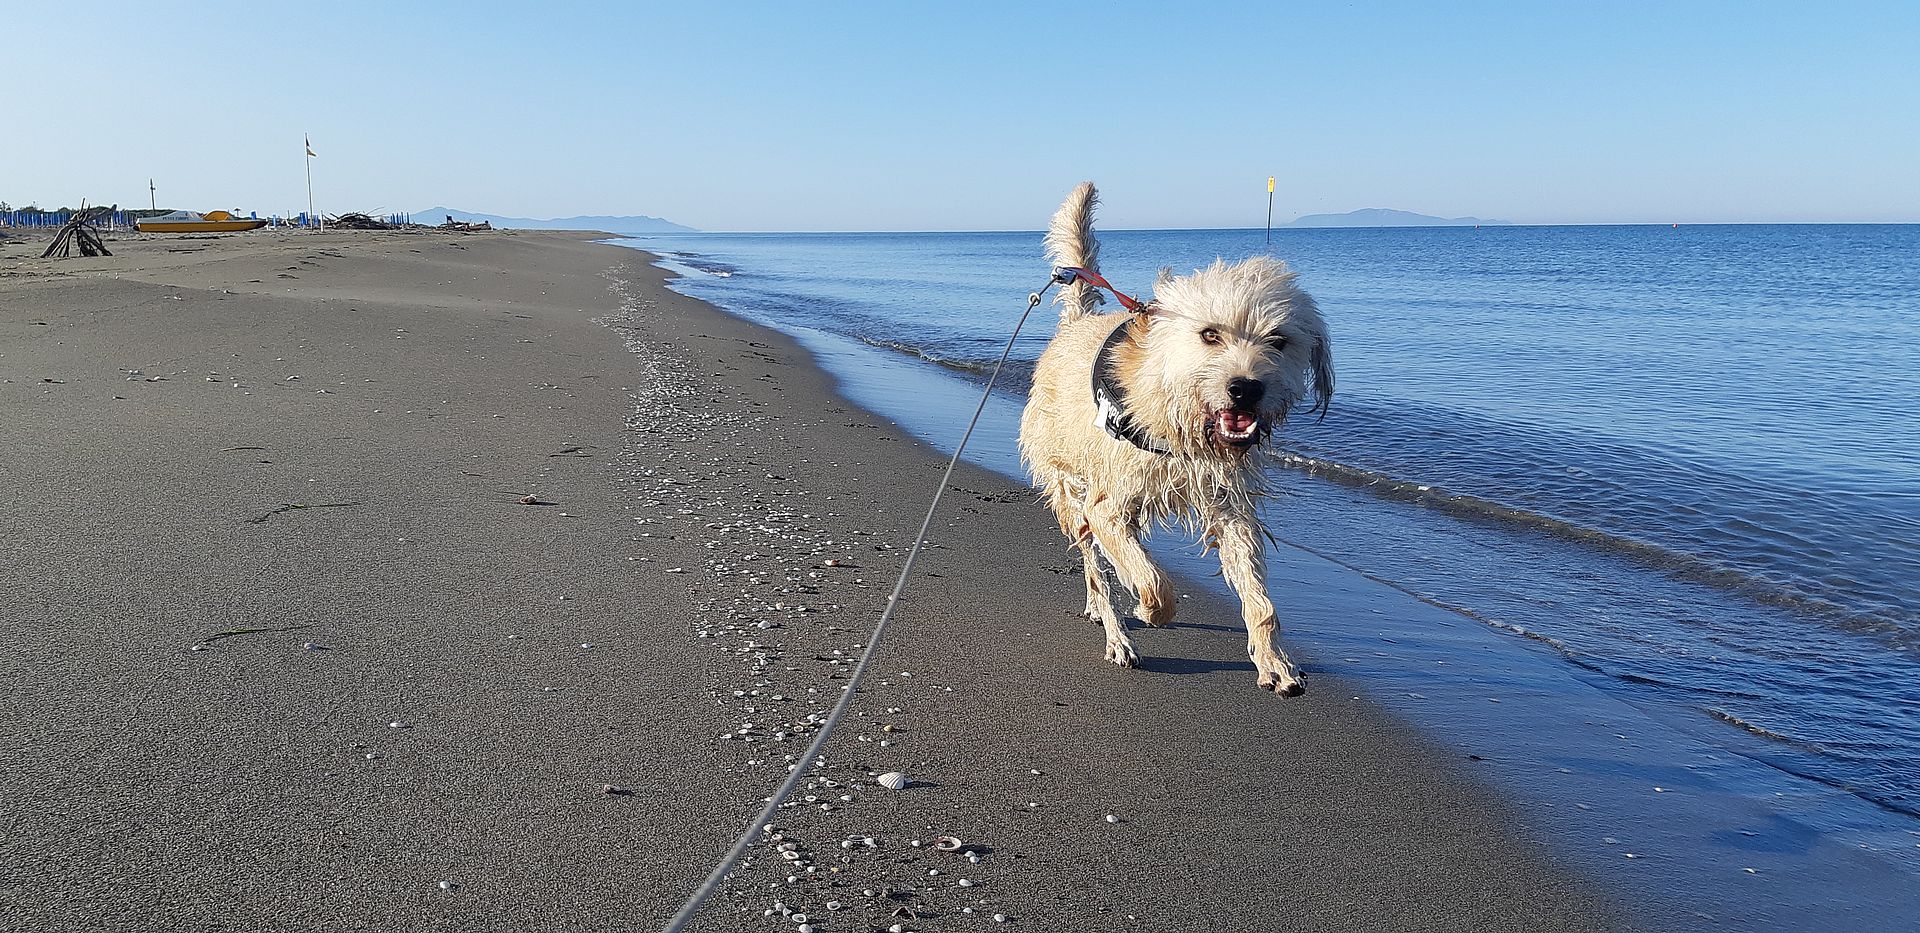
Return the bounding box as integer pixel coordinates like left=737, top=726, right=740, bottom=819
left=0, top=228, right=1622, bottom=931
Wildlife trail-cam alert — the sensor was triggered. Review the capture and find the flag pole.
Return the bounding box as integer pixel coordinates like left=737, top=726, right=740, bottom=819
left=1266, top=176, right=1275, bottom=246
left=304, top=134, right=319, bottom=230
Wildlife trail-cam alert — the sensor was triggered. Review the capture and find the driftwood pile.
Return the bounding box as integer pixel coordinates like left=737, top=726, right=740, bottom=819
left=41, top=206, right=113, bottom=258
left=437, top=215, right=492, bottom=232
left=326, top=212, right=399, bottom=230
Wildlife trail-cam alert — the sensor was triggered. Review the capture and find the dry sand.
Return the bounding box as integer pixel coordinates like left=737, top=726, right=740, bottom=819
left=0, top=228, right=1620, bottom=931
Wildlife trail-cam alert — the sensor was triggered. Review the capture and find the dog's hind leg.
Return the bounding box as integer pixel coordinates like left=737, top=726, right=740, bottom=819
left=1045, top=481, right=1137, bottom=663
left=1213, top=513, right=1306, bottom=696
left=1075, top=536, right=1139, bottom=668
left=1076, top=537, right=1104, bottom=623
left=1041, top=477, right=1106, bottom=625
left=1085, top=500, right=1177, bottom=628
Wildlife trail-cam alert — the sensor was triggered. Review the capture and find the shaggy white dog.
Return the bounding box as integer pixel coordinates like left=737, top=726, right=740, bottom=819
left=1018, top=182, right=1333, bottom=695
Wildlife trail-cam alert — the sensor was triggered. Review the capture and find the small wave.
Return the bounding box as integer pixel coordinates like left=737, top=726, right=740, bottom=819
left=1704, top=709, right=1920, bottom=819
left=854, top=335, right=993, bottom=374
left=666, top=252, right=740, bottom=277
left=1271, top=449, right=1915, bottom=650
left=1706, top=708, right=1828, bottom=753
left=1483, top=619, right=1578, bottom=655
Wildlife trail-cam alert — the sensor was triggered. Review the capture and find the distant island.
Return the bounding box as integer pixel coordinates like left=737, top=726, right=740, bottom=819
left=413, top=207, right=696, bottom=233
left=1285, top=208, right=1509, bottom=228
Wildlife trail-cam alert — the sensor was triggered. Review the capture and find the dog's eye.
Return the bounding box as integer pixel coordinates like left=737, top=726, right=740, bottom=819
left=1266, top=332, right=1289, bottom=350
left=1199, top=328, right=1222, bottom=346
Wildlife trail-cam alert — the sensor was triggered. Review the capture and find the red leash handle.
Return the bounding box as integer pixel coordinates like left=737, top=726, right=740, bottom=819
left=1056, top=266, right=1148, bottom=313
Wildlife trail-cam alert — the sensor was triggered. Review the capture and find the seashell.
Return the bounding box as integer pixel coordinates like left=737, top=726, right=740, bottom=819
left=932, top=836, right=964, bottom=852
left=1104, top=813, right=1119, bottom=824
left=876, top=771, right=909, bottom=790
left=890, top=906, right=918, bottom=919
left=437, top=880, right=457, bottom=891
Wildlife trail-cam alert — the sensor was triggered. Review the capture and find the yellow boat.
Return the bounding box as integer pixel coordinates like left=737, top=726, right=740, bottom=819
left=136, top=210, right=269, bottom=233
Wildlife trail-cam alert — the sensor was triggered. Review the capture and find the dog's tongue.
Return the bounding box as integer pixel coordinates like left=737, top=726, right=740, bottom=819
left=1217, top=409, right=1259, bottom=435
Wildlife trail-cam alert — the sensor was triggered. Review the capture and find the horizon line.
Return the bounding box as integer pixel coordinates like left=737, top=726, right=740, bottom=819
left=618, top=219, right=1920, bottom=236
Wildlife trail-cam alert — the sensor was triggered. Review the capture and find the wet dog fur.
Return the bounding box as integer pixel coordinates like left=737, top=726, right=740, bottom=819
left=1017, top=182, right=1333, bottom=694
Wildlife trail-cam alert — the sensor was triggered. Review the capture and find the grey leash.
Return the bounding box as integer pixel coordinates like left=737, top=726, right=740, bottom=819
left=660, top=275, right=1062, bottom=933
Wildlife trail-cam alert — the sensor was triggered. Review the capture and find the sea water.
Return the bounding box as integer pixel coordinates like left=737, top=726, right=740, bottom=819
left=617, top=225, right=1920, bottom=828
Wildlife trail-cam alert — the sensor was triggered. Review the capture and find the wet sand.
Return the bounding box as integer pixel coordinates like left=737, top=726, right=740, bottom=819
left=1, top=229, right=1618, bottom=931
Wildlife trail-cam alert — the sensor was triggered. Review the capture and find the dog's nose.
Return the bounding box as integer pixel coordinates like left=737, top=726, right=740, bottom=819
left=1227, top=377, right=1265, bottom=407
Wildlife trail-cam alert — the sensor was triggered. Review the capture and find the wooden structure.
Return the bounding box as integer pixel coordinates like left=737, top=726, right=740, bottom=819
left=40, top=206, right=114, bottom=258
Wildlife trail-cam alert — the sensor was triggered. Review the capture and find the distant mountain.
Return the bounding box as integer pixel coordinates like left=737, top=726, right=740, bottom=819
left=412, top=207, right=696, bottom=233
left=1286, top=208, right=1508, bottom=228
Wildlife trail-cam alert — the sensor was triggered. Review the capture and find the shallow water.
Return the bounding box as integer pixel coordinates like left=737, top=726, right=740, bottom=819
left=619, top=225, right=1920, bottom=824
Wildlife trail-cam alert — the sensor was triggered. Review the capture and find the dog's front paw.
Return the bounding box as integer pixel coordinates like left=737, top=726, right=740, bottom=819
left=1256, top=664, right=1306, bottom=697
left=1249, top=639, right=1306, bottom=696
left=1104, top=636, right=1140, bottom=668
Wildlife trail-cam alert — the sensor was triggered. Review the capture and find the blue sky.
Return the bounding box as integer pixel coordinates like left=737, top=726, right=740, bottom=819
left=6, top=2, right=1917, bottom=230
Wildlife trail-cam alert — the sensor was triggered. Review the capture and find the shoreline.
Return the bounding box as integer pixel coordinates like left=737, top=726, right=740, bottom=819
left=0, top=227, right=1885, bottom=930
left=586, top=242, right=1626, bottom=931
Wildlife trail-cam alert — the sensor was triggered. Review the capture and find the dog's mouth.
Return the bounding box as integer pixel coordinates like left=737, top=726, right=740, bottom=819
left=1209, top=407, right=1262, bottom=449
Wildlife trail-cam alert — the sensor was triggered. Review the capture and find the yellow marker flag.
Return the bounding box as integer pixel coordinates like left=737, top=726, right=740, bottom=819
left=1268, top=176, right=1275, bottom=193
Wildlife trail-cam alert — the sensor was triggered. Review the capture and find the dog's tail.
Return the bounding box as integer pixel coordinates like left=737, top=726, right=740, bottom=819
left=1045, top=181, right=1102, bottom=322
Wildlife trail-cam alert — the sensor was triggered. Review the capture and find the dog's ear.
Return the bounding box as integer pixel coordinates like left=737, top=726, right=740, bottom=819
left=1309, top=332, right=1335, bottom=419
left=1155, top=267, right=1174, bottom=287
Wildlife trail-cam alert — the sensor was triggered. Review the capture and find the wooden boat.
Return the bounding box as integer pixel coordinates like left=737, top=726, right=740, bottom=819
left=136, top=210, right=269, bottom=233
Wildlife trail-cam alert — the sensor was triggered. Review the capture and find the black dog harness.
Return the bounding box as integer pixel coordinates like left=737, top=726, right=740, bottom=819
left=1091, top=318, right=1172, bottom=456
